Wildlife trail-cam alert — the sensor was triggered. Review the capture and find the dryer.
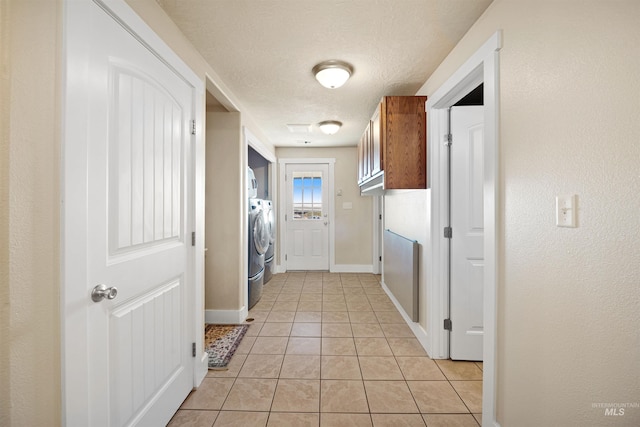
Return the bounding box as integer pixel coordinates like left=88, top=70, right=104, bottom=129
left=248, top=198, right=269, bottom=309
left=262, top=199, right=275, bottom=284
left=247, top=167, right=258, bottom=199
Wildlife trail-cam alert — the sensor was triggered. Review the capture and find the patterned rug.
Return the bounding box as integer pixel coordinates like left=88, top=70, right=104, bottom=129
left=205, top=324, right=250, bottom=370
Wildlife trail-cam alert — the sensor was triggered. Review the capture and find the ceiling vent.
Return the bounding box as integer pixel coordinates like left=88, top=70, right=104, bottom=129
left=286, top=124, right=312, bottom=133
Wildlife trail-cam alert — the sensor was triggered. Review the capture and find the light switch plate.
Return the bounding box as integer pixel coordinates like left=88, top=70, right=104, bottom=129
left=556, top=194, right=577, bottom=227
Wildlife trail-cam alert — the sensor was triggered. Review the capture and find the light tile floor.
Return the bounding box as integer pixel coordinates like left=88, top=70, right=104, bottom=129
left=169, top=272, right=483, bottom=427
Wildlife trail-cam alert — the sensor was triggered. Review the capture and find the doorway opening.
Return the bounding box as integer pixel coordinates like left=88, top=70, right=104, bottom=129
left=426, top=31, right=501, bottom=424
left=246, top=130, right=276, bottom=307
left=203, top=78, right=248, bottom=324
left=448, top=84, right=484, bottom=362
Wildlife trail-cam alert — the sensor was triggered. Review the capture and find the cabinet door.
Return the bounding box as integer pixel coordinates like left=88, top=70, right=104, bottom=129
left=370, top=105, right=382, bottom=176
left=357, top=137, right=364, bottom=183
left=363, top=123, right=371, bottom=179
left=383, top=96, right=427, bottom=189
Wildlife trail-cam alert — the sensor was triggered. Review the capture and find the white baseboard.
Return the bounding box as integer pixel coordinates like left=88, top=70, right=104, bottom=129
left=275, top=264, right=374, bottom=274
left=380, top=279, right=433, bottom=358
left=330, top=264, right=373, bottom=273
left=205, top=307, right=248, bottom=324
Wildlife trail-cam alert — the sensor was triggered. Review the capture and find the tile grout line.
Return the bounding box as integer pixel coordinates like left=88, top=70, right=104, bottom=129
left=182, top=272, right=481, bottom=426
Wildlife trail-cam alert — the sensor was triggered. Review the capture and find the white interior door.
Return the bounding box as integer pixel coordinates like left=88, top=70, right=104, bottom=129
left=285, top=163, right=329, bottom=270
left=450, top=106, right=484, bottom=361
left=63, top=1, right=196, bottom=425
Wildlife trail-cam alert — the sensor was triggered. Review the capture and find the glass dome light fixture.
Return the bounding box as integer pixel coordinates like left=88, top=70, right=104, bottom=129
left=318, top=120, right=342, bottom=135
left=312, top=60, right=353, bottom=89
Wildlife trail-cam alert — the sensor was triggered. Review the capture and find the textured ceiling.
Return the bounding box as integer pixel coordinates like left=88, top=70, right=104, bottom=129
left=158, top=0, right=493, bottom=147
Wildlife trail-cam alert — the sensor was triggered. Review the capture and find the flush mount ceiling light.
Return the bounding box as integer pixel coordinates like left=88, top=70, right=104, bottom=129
left=318, top=120, right=342, bottom=135
left=312, top=60, right=353, bottom=89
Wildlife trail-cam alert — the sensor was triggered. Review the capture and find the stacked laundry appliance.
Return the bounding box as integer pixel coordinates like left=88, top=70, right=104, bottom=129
left=262, top=199, right=275, bottom=284
left=247, top=167, right=269, bottom=309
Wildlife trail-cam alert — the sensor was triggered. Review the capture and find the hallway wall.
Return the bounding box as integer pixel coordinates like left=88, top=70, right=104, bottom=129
left=417, top=0, right=640, bottom=425
left=2, top=0, right=62, bottom=425
left=205, top=112, right=244, bottom=311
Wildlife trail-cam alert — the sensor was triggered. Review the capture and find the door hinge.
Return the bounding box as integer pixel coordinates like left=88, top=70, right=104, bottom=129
left=192, top=342, right=196, bottom=357
left=445, top=133, right=452, bottom=146
left=379, top=214, right=382, bottom=220
left=444, top=318, right=452, bottom=331
left=379, top=256, right=382, bottom=262
left=285, top=254, right=288, bottom=261
left=444, top=227, right=452, bottom=239
left=191, top=231, right=196, bottom=246
left=285, top=214, right=287, bottom=221
left=191, top=120, right=196, bottom=135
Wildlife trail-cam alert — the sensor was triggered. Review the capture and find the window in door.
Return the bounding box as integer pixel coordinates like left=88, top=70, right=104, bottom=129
left=292, top=171, right=323, bottom=220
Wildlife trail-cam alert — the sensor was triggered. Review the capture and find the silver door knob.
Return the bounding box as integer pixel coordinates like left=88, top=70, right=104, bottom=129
left=91, top=284, right=118, bottom=302
left=324, top=221, right=328, bottom=226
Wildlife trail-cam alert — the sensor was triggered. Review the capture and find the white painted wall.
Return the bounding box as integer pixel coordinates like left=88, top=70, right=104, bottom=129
left=384, top=190, right=430, bottom=332
left=415, top=0, right=640, bottom=425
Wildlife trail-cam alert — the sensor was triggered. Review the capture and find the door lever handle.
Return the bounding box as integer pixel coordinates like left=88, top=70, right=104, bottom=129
left=91, top=284, right=118, bottom=302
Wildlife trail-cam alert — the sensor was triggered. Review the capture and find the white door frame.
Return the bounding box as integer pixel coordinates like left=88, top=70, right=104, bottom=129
left=278, top=158, right=335, bottom=272
left=426, top=31, right=502, bottom=426
left=61, top=0, right=207, bottom=423
left=371, top=196, right=382, bottom=274
left=371, top=196, right=383, bottom=275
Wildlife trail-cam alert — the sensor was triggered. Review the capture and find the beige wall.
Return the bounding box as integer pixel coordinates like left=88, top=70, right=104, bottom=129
left=276, top=147, right=373, bottom=268
left=1, top=0, right=10, bottom=423
left=416, top=0, right=640, bottom=425
left=3, top=0, right=62, bottom=426
left=205, top=112, right=244, bottom=310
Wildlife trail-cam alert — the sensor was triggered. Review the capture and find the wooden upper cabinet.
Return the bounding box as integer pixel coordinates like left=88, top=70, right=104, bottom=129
left=358, top=96, right=427, bottom=190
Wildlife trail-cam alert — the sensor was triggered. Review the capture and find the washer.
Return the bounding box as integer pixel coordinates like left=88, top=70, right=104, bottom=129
left=262, top=199, right=275, bottom=284
left=248, top=198, right=269, bottom=309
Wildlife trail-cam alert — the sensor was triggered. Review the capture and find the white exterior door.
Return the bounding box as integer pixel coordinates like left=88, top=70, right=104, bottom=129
left=63, top=1, right=200, bottom=425
left=450, top=106, right=484, bottom=361
left=285, top=163, right=329, bottom=270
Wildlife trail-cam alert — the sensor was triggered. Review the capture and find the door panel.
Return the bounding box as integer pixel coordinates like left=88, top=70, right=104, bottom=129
left=110, top=279, right=182, bottom=426
left=450, top=106, right=484, bottom=361
left=311, top=230, right=323, bottom=256
left=285, top=163, right=329, bottom=270
left=110, top=65, right=184, bottom=253
left=64, top=1, right=195, bottom=425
